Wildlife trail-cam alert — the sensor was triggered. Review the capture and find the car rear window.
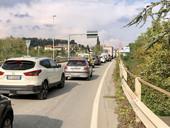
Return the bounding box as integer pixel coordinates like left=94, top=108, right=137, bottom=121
left=2, top=60, right=35, bottom=70
left=67, top=60, right=86, bottom=66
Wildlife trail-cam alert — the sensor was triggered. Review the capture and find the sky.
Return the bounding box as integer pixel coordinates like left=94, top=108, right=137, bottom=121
left=0, top=0, right=161, bottom=48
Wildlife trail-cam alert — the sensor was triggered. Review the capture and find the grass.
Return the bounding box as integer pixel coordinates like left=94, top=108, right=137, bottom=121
left=113, top=57, right=145, bottom=128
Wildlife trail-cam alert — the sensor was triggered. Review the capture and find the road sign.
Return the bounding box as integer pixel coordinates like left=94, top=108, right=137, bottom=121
left=25, top=40, right=31, bottom=56
left=120, top=47, right=130, bottom=52
left=26, top=40, right=31, bottom=48
left=87, top=31, right=98, bottom=38
left=118, top=42, right=123, bottom=50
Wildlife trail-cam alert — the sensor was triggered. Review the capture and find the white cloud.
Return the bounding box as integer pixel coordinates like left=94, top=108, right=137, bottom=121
left=0, top=0, right=153, bottom=48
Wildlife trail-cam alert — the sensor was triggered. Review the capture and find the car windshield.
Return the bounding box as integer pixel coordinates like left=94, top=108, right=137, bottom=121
left=67, top=60, right=86, bottom=66
left=78, top=55, right=89, bottom=59
left=2, top=60, right=35, bottom=70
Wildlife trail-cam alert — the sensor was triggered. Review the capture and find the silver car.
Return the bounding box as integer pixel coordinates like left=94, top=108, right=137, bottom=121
left=64, top=57, right=92, bottom=80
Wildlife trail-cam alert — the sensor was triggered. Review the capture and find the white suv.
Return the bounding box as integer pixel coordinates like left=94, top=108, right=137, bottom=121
left=0, top=57, right=65, bottom=100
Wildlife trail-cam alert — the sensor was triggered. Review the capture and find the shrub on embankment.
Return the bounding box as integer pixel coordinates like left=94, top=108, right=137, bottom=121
left=121, top=21, right=170, bottom=116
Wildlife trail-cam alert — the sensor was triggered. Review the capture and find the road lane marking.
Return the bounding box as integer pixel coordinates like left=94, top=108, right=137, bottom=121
left=90, top=61, right=113, bottom=128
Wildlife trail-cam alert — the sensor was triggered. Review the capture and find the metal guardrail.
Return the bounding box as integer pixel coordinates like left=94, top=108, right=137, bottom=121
left=55, top=57, right=68, bottom=63
left=119, top=59, right=169, bottom=128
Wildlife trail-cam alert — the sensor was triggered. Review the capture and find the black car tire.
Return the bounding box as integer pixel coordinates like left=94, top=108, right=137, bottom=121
left=37, top=81, right=48, bottom=100
left=2, top=113, right=13, bottom=128
left=57, top=74, right=65, bottom=88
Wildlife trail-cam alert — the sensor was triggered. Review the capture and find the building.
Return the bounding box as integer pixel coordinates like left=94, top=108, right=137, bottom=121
left=44, top=45, right=63, bottom=51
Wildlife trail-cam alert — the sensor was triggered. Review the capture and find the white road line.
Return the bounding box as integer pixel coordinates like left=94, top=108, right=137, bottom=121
left=90, top=61, right=113, bottom=128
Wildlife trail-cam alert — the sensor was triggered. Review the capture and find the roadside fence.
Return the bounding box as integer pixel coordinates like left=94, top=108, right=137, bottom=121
left=55, top=57, right=68, bottom=63
left=119, top=59, right=170, bottom=128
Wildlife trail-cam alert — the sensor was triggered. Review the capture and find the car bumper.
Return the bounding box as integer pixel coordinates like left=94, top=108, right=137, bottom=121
left=0, top=85, right=41, bottom=94
left=65, top=72, right=89, bottom=78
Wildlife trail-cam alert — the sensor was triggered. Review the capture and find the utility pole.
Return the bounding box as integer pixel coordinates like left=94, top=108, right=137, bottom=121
left=53, top=15, right=56, bottom=60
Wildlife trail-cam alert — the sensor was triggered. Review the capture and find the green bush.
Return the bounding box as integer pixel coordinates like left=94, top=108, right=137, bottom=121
left=122, top=21, right=170, bottom=116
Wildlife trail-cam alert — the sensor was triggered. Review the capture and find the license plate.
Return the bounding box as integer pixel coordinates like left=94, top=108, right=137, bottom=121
left=71, top=68, right=80, bottom=71
left=7, top=75, right=21, bottom=80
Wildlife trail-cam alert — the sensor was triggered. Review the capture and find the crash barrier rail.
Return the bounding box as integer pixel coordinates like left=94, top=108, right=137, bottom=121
left=55, top=57, right=68, bottom=63
left=119, top=59, right=170, bottom=128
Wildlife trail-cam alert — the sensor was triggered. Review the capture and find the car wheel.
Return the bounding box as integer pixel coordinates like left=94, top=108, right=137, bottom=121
left=2, top=113, right=13, bottom=128
left=37, top=81, right=48, bottom=100
left=58, top=74, right=65, bottom=88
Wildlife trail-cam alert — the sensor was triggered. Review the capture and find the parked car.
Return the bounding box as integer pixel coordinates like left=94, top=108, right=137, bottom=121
left=92, top=55, right=101, bottom=65
left=99, top=56, right=106, bottom=63
left=0, top=57, right=65, bottom=100
left=78, top=53, right=95, bottom=67
left=64, top=57, right=92, bottom=80
left=0, top=94, right=14, bottom=128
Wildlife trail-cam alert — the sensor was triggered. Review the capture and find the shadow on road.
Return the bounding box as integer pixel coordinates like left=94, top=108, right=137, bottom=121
left=9, top=81, right=79, bottom=100
left=14, top=114, right=63, bottom=128
left=66, top=74, right=99, bottom=81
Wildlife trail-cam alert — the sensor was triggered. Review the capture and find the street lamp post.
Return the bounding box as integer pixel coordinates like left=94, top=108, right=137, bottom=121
left=53, top=15, right=56, bottom=60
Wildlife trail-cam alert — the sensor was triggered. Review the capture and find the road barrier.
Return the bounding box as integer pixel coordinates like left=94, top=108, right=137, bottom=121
left=55, top=57, right=68, bottom=63
left=119, top=59, right=170, bottom=128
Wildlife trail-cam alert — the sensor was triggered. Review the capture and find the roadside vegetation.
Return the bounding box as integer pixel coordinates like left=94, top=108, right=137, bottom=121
left=0, top=35, right=104, bottom=61
left=0, top=37, right=93, bottom=61
left=122, top=0, right=169, bottom=116
left=122, top=20, right=170, bottom=116
left=113, top=58, right=145, bottom=128
left=113, top=1, right=169, bottom=126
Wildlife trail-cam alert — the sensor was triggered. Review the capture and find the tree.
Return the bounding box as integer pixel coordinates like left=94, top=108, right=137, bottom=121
left=94, top=36, right=102, bottom=55
left=122, top=20, right=170, bottom=116
left=124, top=0, right=170, bottom=50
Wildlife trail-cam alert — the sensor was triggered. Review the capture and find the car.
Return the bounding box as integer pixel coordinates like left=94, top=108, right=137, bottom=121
left=0, top=94, right=14, bottom=128
left=64, top=57, right=92, bottom=80
left=0, top=56, right=65, bottom=100
left=99, top=56, right=106, bottom=63
left=78, top=53, right=95, bottom=68
left=92, top=55, right=101, bottom=65
left=101, top=53, right=111, bottom=61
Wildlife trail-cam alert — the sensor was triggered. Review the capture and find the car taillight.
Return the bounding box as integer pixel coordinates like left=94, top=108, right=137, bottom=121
left=84, top=66, right=88, bottom=70
left=0, top=71, right=4, bottom=75
left=24, top=70, right=42, bottom=76
left=65, top=66, right=68, bottom=69
left=27, top=85, right=35, bottom=87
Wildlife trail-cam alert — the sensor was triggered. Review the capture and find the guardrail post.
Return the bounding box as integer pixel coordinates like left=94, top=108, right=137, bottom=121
left=123, top=67, right=127, bottom=81
left=135, top=77, right=141, bottom=123
left=119, top=63, right=122, bottom=78
left=135, top=77, right=141, bottom=100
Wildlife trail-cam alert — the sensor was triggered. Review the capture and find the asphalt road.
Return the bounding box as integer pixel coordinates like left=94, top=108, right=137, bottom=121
left=10, top=59, right=118, bottom=128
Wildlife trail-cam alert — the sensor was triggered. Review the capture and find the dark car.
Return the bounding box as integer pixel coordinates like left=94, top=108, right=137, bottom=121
left=0, top=95, right=14, bottom=128
left=92, top=55, right=101, bottom=65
